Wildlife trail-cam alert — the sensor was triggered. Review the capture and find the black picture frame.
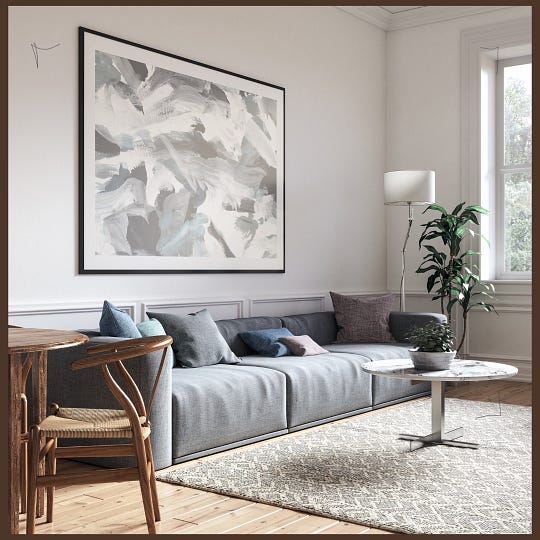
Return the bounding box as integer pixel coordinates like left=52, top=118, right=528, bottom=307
left=79, top=27, right=285, bottom=274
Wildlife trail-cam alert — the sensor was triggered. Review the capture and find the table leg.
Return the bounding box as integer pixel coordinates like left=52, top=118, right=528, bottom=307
left=31, top=351, right=47, bottom=517
left=9, top=353, right=22, bottom=534
left=398, top=381, right=479, bottom=450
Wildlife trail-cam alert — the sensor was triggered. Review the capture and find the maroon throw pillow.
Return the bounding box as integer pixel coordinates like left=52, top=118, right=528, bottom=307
left=330, top=291, right=395, bottom=343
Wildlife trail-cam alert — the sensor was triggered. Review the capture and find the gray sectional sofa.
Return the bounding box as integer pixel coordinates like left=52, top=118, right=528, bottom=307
left=45, top=310, right=445, bottom=470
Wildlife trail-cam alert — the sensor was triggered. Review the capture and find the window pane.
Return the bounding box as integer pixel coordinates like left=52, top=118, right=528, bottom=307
left=504, top=63, right=532, bottom=166
left=504, top=171, right=532, bottom=272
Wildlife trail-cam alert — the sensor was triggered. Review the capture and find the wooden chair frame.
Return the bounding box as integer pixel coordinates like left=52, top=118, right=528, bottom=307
left=9, top=325, right=32, bottom=515
left=26, top=335, right=172, bottom=534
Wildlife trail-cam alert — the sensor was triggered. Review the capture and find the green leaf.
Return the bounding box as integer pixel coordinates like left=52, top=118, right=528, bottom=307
left=462, top=210, right=480, bottom=225
left=452, top=202, right=466, bottom=215
left=465, top=205, right=489, bottom=215
left=416, top=265, right=440, bottom=273
left=425, top=204, right=447, bottom=215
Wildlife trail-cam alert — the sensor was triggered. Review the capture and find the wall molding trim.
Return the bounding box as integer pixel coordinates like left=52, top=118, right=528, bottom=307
left=8, top=301, right=137, bottom=330
left=249, top=294, right=326, bottom=317
left=8, top=301, right=136, bottom=318
left=142, top=298, right=246, bottom=320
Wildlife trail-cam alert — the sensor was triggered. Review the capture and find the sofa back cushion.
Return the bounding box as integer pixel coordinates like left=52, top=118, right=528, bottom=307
left=388, top=311, right=447, bottom=343
left=216, top=316, right=283, bottom=356
left=280, top=312, right=338, bottom=345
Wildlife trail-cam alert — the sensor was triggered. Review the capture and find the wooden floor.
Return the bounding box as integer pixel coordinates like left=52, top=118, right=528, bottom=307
left=19, top=380, right=531, bottom=535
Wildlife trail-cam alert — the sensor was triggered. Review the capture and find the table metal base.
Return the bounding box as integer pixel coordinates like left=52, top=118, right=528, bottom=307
left=398, top=381, right=479, bottom=451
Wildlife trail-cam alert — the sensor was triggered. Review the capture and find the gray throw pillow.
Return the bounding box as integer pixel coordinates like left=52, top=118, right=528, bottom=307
left=329, top=292, right=395, bottom=343
left=147, top=309, right=240, bottom=368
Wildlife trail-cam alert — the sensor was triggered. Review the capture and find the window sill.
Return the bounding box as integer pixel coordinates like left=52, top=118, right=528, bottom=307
left=487, top=279, right=532, bottom=284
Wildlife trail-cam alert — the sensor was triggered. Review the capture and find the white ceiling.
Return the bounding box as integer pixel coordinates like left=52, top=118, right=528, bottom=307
left=338, top=6, right=514, bottom=31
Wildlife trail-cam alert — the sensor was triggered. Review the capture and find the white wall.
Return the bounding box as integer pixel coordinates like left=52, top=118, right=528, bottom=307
left=8, top=6, right=387, bottom=322
left=386, top=6, right=532, bottom=380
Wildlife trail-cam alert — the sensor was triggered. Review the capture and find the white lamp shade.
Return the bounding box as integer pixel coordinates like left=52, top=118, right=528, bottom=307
left=384, top=170, right=435, bottom=206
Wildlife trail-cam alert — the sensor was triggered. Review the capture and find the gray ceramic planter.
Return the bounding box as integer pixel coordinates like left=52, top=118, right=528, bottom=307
left=409, top=350, right=456, bottom=371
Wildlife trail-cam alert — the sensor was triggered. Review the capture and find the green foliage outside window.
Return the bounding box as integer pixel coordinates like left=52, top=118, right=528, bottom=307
left=503, top=70, right=532, bottom=273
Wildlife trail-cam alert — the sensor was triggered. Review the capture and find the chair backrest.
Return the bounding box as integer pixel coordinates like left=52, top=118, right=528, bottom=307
left=70, top=336, right=173, bottom=432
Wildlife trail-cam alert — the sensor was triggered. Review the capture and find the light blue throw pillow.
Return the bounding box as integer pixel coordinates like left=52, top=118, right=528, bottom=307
left=137, top=318, right=166, bottom=337
left=99, top=300, right=141, bottom=338
left=239, top=328, right=294, bottom=357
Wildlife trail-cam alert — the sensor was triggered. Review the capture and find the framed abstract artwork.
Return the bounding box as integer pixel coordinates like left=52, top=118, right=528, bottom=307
left=79, top=27, right=285, bottom=273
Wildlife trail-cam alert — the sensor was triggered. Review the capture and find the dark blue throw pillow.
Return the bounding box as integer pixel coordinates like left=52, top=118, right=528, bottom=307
left=99, top=300, right=142, bottom=338
left=239, top=328, right=294, bottom=357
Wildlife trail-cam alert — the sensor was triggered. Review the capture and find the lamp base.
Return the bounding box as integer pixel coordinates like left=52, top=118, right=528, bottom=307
left=399, top=204, right=414, bottom=312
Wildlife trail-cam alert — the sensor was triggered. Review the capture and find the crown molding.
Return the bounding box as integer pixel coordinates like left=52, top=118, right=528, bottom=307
left=338, top=6, right=392, bottom=30
left=338, top=6, right=518, bottom=32
left=388, top=6, right=515, bottom=31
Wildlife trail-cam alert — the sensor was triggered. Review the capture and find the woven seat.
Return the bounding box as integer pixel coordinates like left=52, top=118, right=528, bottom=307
left=26, top=335, right=173, bottom=535
left=39, top=408, right=150, bottom=439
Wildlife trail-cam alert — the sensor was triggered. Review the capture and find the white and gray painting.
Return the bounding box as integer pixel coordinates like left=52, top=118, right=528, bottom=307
left=93, top=50, right=280, bottom=261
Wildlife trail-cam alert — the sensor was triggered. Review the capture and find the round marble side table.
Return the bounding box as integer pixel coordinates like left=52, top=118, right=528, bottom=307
left=362, top=359, right=518, bottom=450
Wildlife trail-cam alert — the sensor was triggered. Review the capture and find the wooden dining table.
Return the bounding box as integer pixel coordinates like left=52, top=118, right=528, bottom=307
left=8, top=328, right=89, bottom=534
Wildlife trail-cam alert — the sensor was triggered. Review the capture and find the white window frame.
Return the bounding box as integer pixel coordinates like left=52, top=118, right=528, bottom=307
left=495, top=55, right=532, bottom=280
left=460, top=18, right=532, bottom=284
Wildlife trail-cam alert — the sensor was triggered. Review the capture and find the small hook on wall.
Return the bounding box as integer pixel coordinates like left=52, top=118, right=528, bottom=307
left=30, top=42, right=61, bottom=69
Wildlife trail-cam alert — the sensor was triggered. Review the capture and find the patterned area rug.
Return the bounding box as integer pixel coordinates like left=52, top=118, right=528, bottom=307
left=157, top=398, right=531, bottom=534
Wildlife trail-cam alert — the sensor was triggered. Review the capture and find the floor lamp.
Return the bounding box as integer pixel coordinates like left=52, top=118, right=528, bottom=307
left=384, top=170, right=435, bottom=312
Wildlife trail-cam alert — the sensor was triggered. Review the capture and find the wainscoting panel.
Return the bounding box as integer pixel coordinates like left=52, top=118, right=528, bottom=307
left=8, top=302, right=136, bottom=330
left=467, top=307, right=532, bottom=359
left=249, top=295, right=326, bottom=317
left=141, top=298, right=245, bottom=321
left=9, top=292, right=531, bottom=382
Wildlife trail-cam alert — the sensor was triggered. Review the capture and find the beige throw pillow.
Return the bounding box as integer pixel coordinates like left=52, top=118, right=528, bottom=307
left=330, top=291, right=395, bottom=343
left=278, top=335, right=329, bottom=356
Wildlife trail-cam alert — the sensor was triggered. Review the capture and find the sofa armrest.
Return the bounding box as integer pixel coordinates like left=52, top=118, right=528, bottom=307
left=389, top=312, right=447, bottom=343
left=42, top=336, right=173, bottom=470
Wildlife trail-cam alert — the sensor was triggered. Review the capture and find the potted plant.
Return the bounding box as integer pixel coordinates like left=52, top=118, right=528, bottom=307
left=407, top=321, right=456, bottom=370
left=416, top=202, right=496, bottom=353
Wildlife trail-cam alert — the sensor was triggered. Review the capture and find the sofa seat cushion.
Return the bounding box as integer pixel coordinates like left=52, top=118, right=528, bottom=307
left=171, top=365, right=287, bottom=460
left=324, top=342, right=411, bottom=360
left=324, top=343, right=431, bottom=406
left=239, top=353, right=372, bottom=428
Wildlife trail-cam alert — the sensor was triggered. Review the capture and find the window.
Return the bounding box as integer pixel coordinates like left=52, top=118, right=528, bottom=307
left=496, top=56, right=532, bottom=279
left=462, top=20, right=531, bottom=282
